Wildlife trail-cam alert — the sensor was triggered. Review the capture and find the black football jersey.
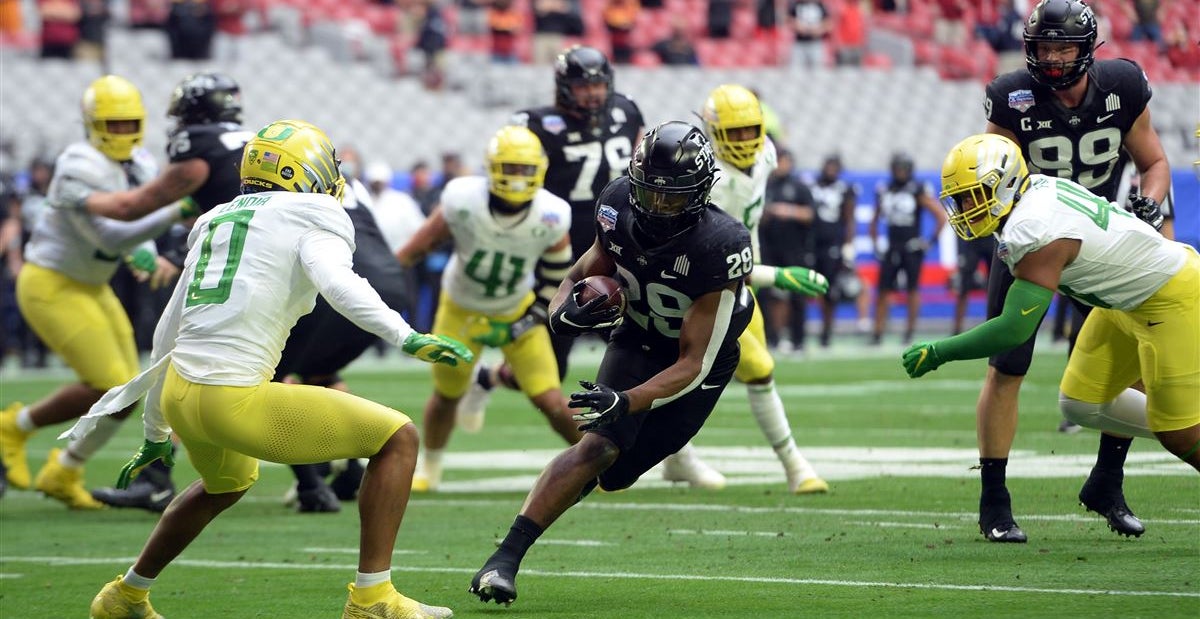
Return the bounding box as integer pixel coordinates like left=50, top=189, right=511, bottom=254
left=512, top=94, right=645, bottom=257
left=593, top=177, right=754, bottom=351
left=810, top=178, right=855, bottom=245
left=166, top=121, right=253, bottom=213
left=984, top=59, right=1151, bottom=202
left=875, top=179, right=929, bottom=244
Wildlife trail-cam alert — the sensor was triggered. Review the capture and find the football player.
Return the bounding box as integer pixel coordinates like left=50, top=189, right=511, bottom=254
left=0, top=76, right=189, bottom=510
left=79, top=72, right=251, bottom=512
left=469, top=121, right=754, bottom=607
left=972, top=0, right=1174, bottom=542
left=672, top=84, right=829, bottom=494
left=75, top=119, right=470, bottom=619
left=456, top=47, right=651, bottom=443
left=397, top=125, right=581, bottom=492
left=904, top=133, right=1198, bottom=470
left=808, top=153, right=859, bottom=347
left=869, top=151, right=945, bottom=345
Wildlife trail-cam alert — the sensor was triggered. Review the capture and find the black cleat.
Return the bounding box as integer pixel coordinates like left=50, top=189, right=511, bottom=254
left=1079, top=477, right=1144, bottom=538
left=469, top=564, right=517, bottom=606
left=296, top=484, right=341, bottom=513
left=979, top=496, right=1027, bottom=543
left=980, top=521, right=1028, bottom=543
left=92, top=475, right=175, bottom=513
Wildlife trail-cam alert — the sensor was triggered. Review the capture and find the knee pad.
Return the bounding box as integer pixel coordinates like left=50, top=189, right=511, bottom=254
left=1059, top=390, right=1155, bottom=439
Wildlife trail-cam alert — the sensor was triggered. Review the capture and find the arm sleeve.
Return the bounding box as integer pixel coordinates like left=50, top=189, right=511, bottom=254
left=299, top=229, right=416, bottom=347
left=69, top=204, right=183, bottom=255
left=533, top=243, right=572, bottom=319
left=936, top=279, right=1055, bottom=362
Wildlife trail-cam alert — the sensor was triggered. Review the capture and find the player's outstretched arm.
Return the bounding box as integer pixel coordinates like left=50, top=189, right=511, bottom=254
left=395, top=205, right=451, bottom=267
left=84, top=159, right=208, bottom=220
left=749, top=264, right=829, bottom=296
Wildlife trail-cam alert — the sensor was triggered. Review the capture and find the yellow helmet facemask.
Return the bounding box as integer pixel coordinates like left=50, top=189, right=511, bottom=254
left=487, top=125, right=548, bottom=205
left=701, top=84, right=765, bottom=170
left=82, top=75, right=146, bottom=161
left=939, top=134, right=1029, bottom=240
left=240, top=120, right=344, bottom=202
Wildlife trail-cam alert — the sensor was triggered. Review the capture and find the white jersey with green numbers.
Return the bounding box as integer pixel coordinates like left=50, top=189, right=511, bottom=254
left=707, top=137, right=777, bottom=263
left=440, top=176, right=572, bottom=315
left=170, top=191, right=413, bottom=385
left=997, top=174, right=1188, bottom=311
left=25, top=142, right=176, bottom=285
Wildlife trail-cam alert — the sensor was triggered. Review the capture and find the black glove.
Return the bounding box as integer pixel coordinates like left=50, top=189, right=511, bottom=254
left=549, top=280, right=624, bottom=337
left=1128, top=195, right=1164, bottom=231
left=568, top=380, right=630, bottom=431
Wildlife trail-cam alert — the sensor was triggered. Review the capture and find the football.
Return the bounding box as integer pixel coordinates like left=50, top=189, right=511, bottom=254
left=576, top=275, right=627, bottom=314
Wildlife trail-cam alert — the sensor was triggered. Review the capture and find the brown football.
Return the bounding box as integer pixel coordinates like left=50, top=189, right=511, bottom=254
left=576, top=275, right=627, bottom=313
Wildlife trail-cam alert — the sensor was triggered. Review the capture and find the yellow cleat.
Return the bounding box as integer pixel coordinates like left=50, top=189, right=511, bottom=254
left=0, top=402, right=32, bottom=489
left=90, top=575, right=164, bottom=619
left=791, top=476, right=830, bottom=495
left=342, top=582, right=453, bottom=619
left=35, top=448, right=106, bottom=510
left=410, top=475, right=434, bottom=493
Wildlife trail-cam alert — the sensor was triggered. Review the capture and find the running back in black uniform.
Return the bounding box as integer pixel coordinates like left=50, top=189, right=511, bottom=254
left=983, top=57, right=1154, bottom=376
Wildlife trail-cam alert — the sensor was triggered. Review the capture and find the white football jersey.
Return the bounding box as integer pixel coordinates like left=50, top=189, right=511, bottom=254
left=997, top=175, right=1188, bottom=310
left=707, top=137, right=777, bottom=262
left=25, top=142, right=175, bottom=285
left=439, top=176, right=572, bottom=314
left=170, top=191, right=412, bottom=385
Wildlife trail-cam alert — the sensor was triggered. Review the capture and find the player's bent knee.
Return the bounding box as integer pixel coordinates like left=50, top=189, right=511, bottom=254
left=1059, top=391, right=1154, bottom=439
left=378, top=423, right=420, bottom=459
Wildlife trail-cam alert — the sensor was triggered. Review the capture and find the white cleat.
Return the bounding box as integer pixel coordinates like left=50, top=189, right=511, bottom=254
left=661, top=451, right=726, bottom=490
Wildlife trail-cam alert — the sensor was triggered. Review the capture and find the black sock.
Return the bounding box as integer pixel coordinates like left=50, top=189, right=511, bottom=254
left=292, top=463, right=324, bottom=491
left=979, top=458, right=1009, bottom=498
left=476, top=364, right=494, bottom=390
left=1093, top=434, right=1133, bottom=477
left=491, top=515, right=544, bottom=569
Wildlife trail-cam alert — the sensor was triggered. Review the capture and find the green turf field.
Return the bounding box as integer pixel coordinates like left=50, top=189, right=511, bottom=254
left=1, top=343, right=1197, bottom=618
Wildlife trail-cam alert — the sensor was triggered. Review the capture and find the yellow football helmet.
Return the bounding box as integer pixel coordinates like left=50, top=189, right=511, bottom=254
left=81, top=75, right=145, bottom=161
left=487, top=125, right=548, bottom=205
left=939, top=133, right=1029, bottom=240
left=700, top=84, right=765, bottom=170
left=240, top=119, right=344, bottom=201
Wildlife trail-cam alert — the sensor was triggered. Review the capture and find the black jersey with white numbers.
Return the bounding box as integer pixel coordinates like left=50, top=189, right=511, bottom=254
left=984, top=59, right=1151, bottom=202
left=875, top=178, right=930, bottom=245
left=512, top=94, right=644, bottom=257
left=166, top=121, right=253, bottom=213
left=592, top=177, right=754, bottom=352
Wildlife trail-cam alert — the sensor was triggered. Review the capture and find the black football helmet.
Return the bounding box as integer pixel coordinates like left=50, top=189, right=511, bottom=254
left=890, top=151, right=914, bottom=181
left=628, top=121, right=717, bottom=242
left=1023, top=0, right=1098, bottom=90
left=167, top=72, right=243, bottom=129
left=554, top=45, right=614, bottom=128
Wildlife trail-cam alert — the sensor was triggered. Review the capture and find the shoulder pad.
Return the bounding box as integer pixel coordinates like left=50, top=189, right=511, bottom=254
left=51, top=143, right=115, bottom=190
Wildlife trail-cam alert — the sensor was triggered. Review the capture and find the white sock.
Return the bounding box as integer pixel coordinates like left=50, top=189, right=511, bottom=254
left=123, top=568, right=155, bottom=590
left=15, top=407, right=36, bottom=432
left=421, top=449, right=444, bottom=486
left=747, top=381, right=797, bottom=456
left=355, top=569, right=391, bottom=588
left=65, top=416, right=123, bottom=464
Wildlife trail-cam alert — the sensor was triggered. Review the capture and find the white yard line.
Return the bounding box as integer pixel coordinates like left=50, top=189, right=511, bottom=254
left=1, top=555, right=1195, bottom=598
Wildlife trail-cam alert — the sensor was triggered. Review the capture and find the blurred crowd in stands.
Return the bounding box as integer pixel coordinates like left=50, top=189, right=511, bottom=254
left=1, top=0, right=1195, bottom=86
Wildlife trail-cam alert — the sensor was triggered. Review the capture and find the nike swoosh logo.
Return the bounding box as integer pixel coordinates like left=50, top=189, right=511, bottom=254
left=991, top=527, right=1008, bottom=539
left=149, top=489, right=173, bottom=503
left=1097, top=113, right=1115, bottom=122
left=1147, top=320, right=1164, bottom=327
left=916, top=348, right=928, bottom=369
left=1020, top=305, right=1041, bottom=316
left=699, top=383, right=721, bottom=390
left=660, top=270, right=678, bottom=279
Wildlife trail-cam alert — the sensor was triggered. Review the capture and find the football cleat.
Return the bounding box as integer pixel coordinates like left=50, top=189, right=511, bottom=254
left=455, top=365, right=493, bottom=433
left=297, top=484, right=342, bottom=513
left=981, top=522, right=1028, bottom=543
left=0, top=402, right=32, bottom=489
left=781, top=449, right=829, bottom=495
left=790, top=476, right=830, bottom=495
left=1079, top=475, right=1145, bottom=538
left=92, top=466, right=175, bottom=512
left=410, top=475, right=434, bottom=493
left=979, top=496, right=1027, bottom=543
left=343, top=582, right=453, bottom=619
left=469, top=564, right=517, bottom=607
left=90, top=575, right=164, bottom=619
left=330, top=459, right=365, bottom=501
left=35, top=448, right=105, bottom=510
left=661, top=447, right=726, bottom=490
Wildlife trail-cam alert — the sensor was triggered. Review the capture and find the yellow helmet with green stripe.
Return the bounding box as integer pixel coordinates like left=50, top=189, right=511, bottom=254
left=240, top=119, right=344, bottom=201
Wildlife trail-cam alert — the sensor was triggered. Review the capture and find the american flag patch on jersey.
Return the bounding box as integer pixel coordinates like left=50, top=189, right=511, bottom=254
left=598, top=205, right=618, bottom=231
left=1007, top=89, right=1035, bottom=112
left=996, top=240, right=1010, bottom=261
left=541, top=212, right=561, bottom=227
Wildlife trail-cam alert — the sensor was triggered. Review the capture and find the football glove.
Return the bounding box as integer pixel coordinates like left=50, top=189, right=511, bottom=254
left=124, top=247, right=157, bottom=274
left=568, top=381, right=630, bottom=431
left=402, top=332, right=474, bottom=366
left=774, top=266, right=829, bottom=297
left=179, top=196, right=200, bottom=219
left=901, top=341, right=945, bottom=378
left=116, top=439, right=175, bottom=489
left=549, top=280, right=623, bottom=336
left=1127, top=195, right=1164, bottom=231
